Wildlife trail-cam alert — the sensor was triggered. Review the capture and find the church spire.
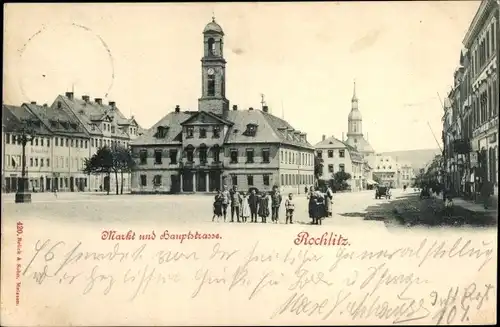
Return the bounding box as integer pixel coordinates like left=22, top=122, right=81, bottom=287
left=352, top=80, right=358, bottom=102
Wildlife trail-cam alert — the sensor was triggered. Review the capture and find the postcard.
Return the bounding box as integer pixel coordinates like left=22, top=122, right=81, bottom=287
left=1, top=1, right=498, bottom=326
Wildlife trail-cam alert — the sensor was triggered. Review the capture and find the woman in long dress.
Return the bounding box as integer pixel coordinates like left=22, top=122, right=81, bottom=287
left=308, top=186, right=317, bottom=224
left=213, top=190, right=223, bottom=222
left=258, top=192, right=270, bottom=223
left=325, top=186, right=334, bottom=217
left=314, top=190, right=326, bottom=225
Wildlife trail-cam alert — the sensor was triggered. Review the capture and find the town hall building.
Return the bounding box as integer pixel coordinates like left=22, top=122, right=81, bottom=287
left=130, top=18, right=315, bottom=194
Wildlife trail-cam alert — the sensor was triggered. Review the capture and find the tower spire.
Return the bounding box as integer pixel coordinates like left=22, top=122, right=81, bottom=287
left=352, top=79, right=357, bottom=102
left=212, top=10, right=215, bottom=22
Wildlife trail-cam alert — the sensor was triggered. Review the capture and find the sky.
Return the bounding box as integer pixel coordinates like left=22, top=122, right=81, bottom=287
left=3, top=2, right=480, bottom=152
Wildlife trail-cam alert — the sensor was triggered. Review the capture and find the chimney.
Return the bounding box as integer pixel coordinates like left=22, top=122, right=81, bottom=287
left=65, top=92, right=74, bottom=100
left=262, top=105, right=269, bottom=113
left=342, top=132, right=345, bottom=141
left=175, top=105, right=180, bottom=113
left=233, top=105, right=238, bottom=111
left=43, top=103, right=48, bottom=107
left=322, top=134, right=326, bottom=141
left=95, top=98, right=102, bottom=105
left=249, top=107, right=254, bottom=111
left=82, top=95, right=90, bottom=102
left=30, top=101, right=37, bottom=105
left=109, top=101, right=116, bottom=109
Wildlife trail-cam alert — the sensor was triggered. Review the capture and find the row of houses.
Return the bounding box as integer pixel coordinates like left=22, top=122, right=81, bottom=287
left=2, top=94, right=143, bottom=193
left=442, top=0, right=499, bottom=198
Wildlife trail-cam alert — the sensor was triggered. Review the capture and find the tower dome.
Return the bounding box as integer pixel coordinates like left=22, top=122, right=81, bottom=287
left=348, top=110, right=362, bottom=120
left=203, top=17, right=224, bottom=34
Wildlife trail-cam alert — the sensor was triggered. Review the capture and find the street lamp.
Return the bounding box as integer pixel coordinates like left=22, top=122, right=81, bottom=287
left=15, top=123, right=35, bottom=203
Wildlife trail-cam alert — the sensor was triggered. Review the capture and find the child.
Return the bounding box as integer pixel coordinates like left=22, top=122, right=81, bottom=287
left=258, top=192, right=269, bottom=223
left=285, top=193, right=295, bottom=224
left=241, top=192, right=250, bottom=223
left=444, top=195, right=454, bottom=220
left=248, top=189, right=259, bottom=223
left=213, top=190, right=223, bottom=222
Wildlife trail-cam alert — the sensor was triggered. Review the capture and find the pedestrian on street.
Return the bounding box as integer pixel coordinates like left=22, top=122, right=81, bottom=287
left=221, top=185, right=230, bottom=222
left=258, top=191, right=270, bottom=223
left=248, top=189, right=259, bottom=223
left=230, top=185, right=242, bottom=222
left=213, top=190, right=223, bottom=222
left=53, top=186, right=58, bottom=198
left=480, top=180, right=493, bottom=209
left=271, top=185, right=282, bottom=223
left=325, top=185, right=334, bottom=217
left=308, top=186, right=316, bottom=223
left=285, top=193, right=295, bottom=224
left=241, top=192, right=250, bottom=223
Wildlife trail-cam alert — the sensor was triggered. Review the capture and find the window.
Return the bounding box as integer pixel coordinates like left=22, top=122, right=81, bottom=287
left=30, top=158, right=33, bottom=167
left=231, top=175, right=238, bottom=186
left=154, top=150, right=162, bottom=164
left=199, top=146, right=207, bottom=164
left=246, top=149, right=254, bottom=163
left=153, top=175, right=162, bottom=186
left=6, top=134, right=10, bottom=144
left=140, top=175, right=147, bottom=187
left=339, top=150, right=345, bottom=158
left=170, top=150, right=178, bottom=164
left=186, top=127, right=194, bottom=138
left=213, top=126, right=220, bottom=138
left=262, top=148, right=270, bottom=163
left=47, top=139, right=50, bottom=147
left=111, top=126, right=115, bottom=133
left=328, top=164, right=334, bottom=173
left=281, top=150, right=284, bottom=163
left=41, top=138, right=44, bottom=146
left=47, top=159, right=50, bottom=167
left=34, top=138, right=38, bottom=146
left=199, top=128, right=207, bottom=138
left=35, top=158, right=38, bottom=166
left=317, top=150, right=322, bottom=158
left=207, top=74, right=215, bottom=96
left=80, top=140, right=83, bottom=148
left=244, top=124, right=258, bottom=136
left=208, top=38, right=216, bottom=55
left=263, top=174, right=270, bottom=186
left=328, top=150, right=333, bottom=158
left=339, top=164, right=345, bottom=172
left=65, top=138, right=69, bottom=147
left=230, top=149, right=238, bottom=163
left=247, top=175, right=254, bottom=186
left=139, top=150, right=147, bottom=165
left=213, top=146, right=220, bottom=162
left=186, top=147, right=194, bottom=162
left=85, top=140, right=88, bottom=148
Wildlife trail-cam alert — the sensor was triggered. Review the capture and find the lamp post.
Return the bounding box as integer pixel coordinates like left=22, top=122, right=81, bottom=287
left=15, top=124, right=35, bottom=203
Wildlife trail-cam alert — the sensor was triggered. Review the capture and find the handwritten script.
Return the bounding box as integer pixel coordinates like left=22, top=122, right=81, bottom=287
left=21, top=236, right=495, bottom=324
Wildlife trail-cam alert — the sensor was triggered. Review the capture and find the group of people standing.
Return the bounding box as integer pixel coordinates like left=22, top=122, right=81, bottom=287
left=212, top=184, right=334, bottom=225
left=212, top=185, right=296, bottom=224
left=306, top=185, right=334, bottom=225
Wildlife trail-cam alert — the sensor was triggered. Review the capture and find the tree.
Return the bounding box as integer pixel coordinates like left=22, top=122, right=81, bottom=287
left=83, top=145, right=135, bottom=195
left=314, top=155, right=323, bottom=184
left=113, top=145, right=136, bottom=194
left=83, top=147, right=113, bottom=195
left=331, top=171, right=352, bottom=191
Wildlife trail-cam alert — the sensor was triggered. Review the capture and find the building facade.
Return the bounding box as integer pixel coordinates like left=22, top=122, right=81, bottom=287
left=368, top=154, right=401, bottom=188
left=314, top=135, right=372, bottom=191
left=462, top=0, right=499, bottom=195
left=2, top=96, right=141, bottom=193
left=130, top=18, right=315, bottom=194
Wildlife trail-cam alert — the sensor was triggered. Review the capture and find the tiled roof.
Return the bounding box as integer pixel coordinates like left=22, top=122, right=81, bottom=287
left=131, top=108, right=314, bottom=149
left=3, top=104, right=52, bottom=136
left=56, top=95, right=136, bottom=139
left=2, top=105, right=25, bottom=132
left=314, top=136, right=346, bottom=148
left=23, top=103, right=87, bottom=137
left=131, top=111, right=196, bottom=145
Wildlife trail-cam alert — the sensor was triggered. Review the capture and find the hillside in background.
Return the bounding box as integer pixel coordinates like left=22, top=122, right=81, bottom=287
left=379, top=148, right=440, bottom=172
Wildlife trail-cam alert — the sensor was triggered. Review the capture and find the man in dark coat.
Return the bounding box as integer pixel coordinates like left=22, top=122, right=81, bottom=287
left=248, top=189, right=259, bottom=223
left=271, top=186, right=282, bottom=223
left=480, top=180, right=493, bottom=209
left=230, top=185, right=242, bottom=222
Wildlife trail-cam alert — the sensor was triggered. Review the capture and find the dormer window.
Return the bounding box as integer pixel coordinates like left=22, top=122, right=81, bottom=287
left=244, top=123, right=258, bottom=136
left=156, top=126, right=169, bottom=139
left=186, top=127, right=194, bottom=138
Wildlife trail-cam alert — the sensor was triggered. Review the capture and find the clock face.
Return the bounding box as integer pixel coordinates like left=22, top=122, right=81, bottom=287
left=207, top=68, right=215, bottom=75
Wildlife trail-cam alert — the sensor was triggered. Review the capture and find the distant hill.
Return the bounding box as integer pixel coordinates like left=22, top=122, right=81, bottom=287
left=378, top=148, right=441, bottom=172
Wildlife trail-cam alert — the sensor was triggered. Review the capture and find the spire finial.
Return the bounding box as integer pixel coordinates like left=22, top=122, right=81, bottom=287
left=352, top=79, right=358, bottom=102
left=212, top=10, right=215, bottom=22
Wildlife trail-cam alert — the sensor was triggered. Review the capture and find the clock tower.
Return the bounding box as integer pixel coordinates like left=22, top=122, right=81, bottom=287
left=198, top=17, right=229, bottom=116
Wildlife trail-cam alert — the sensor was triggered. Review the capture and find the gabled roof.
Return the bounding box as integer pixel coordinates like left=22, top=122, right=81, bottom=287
left=314, top=136, right=346, bottom=149
left=2, top=105, right=26, bottom=133
left=23, top=102, right=88, bottom=137
left=180, top=110, right=234, bottom=126
left=131, top=111, right=196, bottom=145
left=3, top=104, right=53, bottom=136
